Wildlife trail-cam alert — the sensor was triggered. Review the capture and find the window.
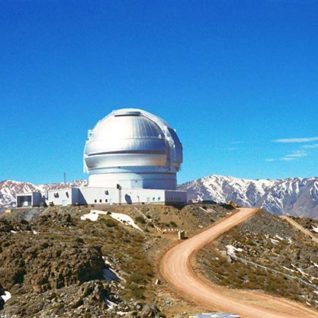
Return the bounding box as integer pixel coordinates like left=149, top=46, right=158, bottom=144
left=54, top=193, right=59, bottom=198
left=94, top=199, right=97, bottom=203
left=66, top=192, right=69, bottom=198
left=105, top=190, right=109, bottom=195
left=105, top=199, right=108, bottom=203
left=158, top=197, right=161, bottom=201
left=99, top=199, right=102, bottom=203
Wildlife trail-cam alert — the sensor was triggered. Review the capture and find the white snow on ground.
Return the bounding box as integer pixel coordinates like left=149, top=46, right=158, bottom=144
left=226, top=245, right=243, bottom=258
left=290, top=264, right=318, bottom=281
left=275, top=234, right=284, bottom=241
left=291, top=264, right=309, bottom=277
left=100, top=257, right=121, bottom=310
left=270, top=238, right=279, bottom=245
left=32, top=230, right=39, bottom=235
left=1, top=291, right=11, bottom=302
left=312, top=226, right=318, bottom=233
left=106, top=299, right=117, bottom=310
left=292, top=265, right=318, bottom=283
left=282, top=266, right=296, bottom=273
left=107, top=212, right=143, bottom=231
left=10, top=230, right=17, bottom=234
left=81, top=210, right=143, bottom=231
left=80, top=210, right=107, bottom=221
left=102, top=256, right=120, bottom=282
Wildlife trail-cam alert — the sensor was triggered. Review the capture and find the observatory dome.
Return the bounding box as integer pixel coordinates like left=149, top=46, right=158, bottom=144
left=84, top=108, right=183, bottom=190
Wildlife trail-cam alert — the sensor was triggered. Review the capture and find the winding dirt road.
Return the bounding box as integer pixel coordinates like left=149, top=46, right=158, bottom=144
left=160, top=208, right=318, bottom=318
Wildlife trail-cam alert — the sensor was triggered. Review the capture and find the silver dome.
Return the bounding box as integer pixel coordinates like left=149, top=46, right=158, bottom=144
left=84, top=108, right=183, bottom=189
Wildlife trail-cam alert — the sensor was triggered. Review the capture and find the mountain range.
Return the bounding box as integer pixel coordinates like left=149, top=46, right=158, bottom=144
left=0, top=176, right=317, bottom=219
left=179, top=175, right=318, bottom=219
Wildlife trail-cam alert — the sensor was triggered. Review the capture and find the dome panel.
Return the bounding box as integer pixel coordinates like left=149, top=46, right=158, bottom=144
left=86, top=138, right=167, bottom=155
left=83, top=108, right=183, bottom=189
left=93, top=115, right=162, bottom=141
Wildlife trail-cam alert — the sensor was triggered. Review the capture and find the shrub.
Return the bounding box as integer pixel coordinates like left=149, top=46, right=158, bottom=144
left=170, top=221, right=177, bottom=228
left=130, top=284, right=145, bottom=299
left=135, top=216, right=145, bottom=224
left=131, top=272, right=146, bottom=284
left=104, top=219, right=117, bottom=227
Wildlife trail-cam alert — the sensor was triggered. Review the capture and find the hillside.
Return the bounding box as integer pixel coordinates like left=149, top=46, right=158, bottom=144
left=197, top=210, right=318, bottom=310
left=0, top=203, right=232, bottom=317
left=1, top=204, right=318, bottom=317
left=179, top=175, right=318, bottom=219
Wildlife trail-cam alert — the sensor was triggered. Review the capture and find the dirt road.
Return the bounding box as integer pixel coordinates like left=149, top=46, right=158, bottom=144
left=281, top=215, right=318, bottom=244
left=160, top=208, right=318, bottom=318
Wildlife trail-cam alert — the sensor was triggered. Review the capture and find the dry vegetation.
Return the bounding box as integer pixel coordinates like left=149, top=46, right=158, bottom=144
left=198, top=210, right=318, bottom=309
left=0, top=203, right=232, bottom=317
left=290, top=216, right=318, bottom=235
left=5, top=205, right=316, bottom=316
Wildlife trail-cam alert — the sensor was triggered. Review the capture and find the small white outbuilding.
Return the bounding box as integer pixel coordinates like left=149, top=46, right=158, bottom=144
left=16, top=192, right=42, bottom=208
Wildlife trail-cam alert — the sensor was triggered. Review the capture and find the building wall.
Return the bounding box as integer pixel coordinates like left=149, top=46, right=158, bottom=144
left=25, top=187, right=187, bottom=207
left=46, top=188, right=82, bottom=206
left=78, top=187, right=169, bottom=205
left=32, top=192, right=43, bottom=207
left=47, top=188, right=73, bottom=206
left=78, top=187, right=116, bottom=205
left=88, top=171, right=177, bottom=190
left=123, top=188, right=166, bottom=204
left=164, top=190, right=188, bottom=204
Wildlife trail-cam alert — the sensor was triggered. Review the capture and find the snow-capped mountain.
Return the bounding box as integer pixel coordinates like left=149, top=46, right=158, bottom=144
left=1, top=176, right=318, bottom=219
left=179, top=175, right=318, bottom=219
left=0, top=180, right=87, bottom=211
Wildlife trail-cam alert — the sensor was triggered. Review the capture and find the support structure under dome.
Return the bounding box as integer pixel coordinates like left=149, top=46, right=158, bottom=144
left=83, top=108, right=183, bottom=190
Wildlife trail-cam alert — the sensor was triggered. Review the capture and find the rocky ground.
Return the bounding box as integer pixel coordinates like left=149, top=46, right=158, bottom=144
left=0, top=203, right=231, bottom=317
left=290, top=216, right=318, bottom=235
left=197, top=210, right=318, bottom=310
left=4, top=204, right=316, bottom=317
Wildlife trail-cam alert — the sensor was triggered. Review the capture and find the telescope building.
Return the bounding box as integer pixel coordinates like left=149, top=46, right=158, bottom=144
left=16, top=108, right=187, bottom=207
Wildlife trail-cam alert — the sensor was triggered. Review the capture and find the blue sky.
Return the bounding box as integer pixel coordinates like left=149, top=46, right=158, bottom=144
left=1, top=0, right=317, bottom=184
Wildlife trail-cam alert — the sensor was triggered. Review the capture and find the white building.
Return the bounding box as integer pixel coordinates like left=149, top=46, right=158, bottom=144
left=16, top=192, right=42, bottom=208
left=17, top=108, right=187, bottom=207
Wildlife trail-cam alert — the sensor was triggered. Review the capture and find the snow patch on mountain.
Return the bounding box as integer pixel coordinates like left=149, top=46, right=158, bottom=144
left=179, top=175, right=318, bottom=219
